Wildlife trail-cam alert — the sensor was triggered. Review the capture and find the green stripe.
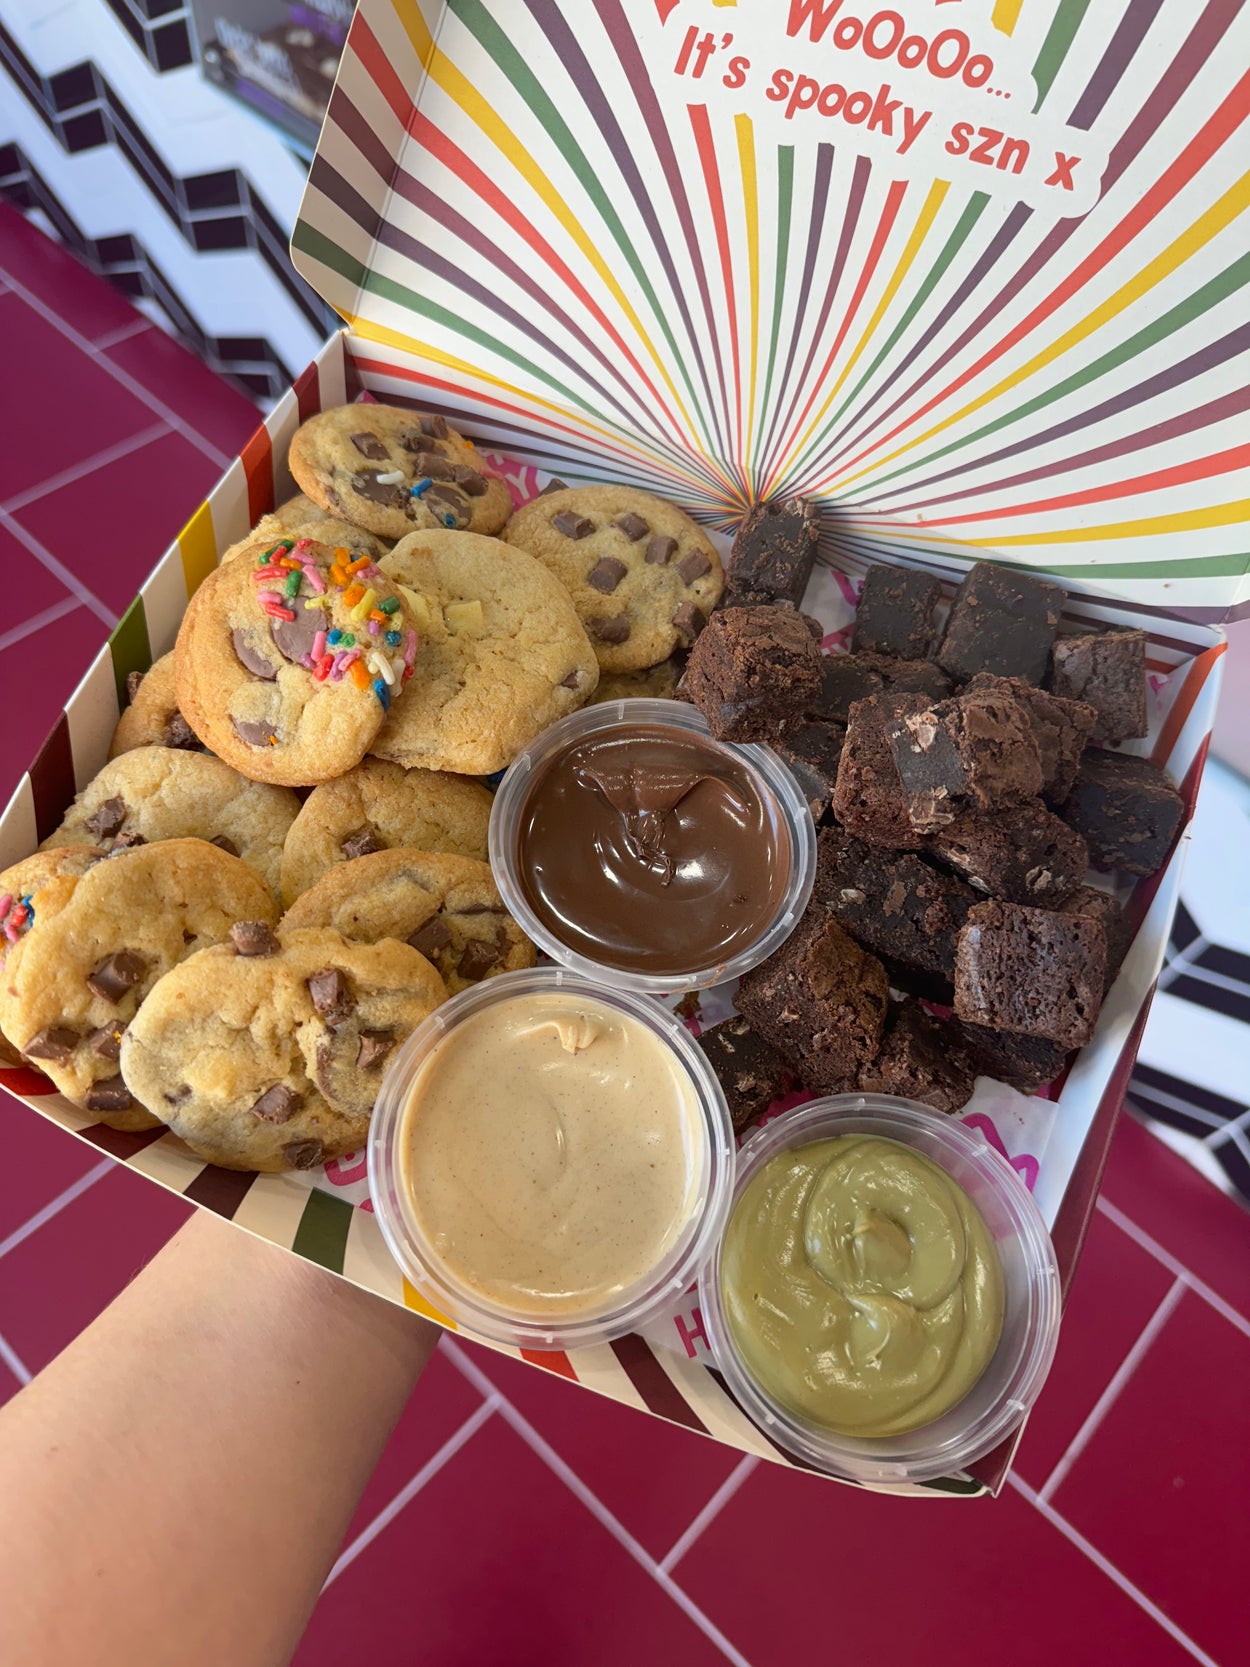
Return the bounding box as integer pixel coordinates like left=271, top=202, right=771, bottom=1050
left=1043, top=549, right=1250, bottom=579
left=109, top=598, right=152, bottom=711
left=753, top=146, right=794, bottom=486
left=1032, top=0, right=1093, bottom=107
left=291, top=1187, right=354, bottom=1274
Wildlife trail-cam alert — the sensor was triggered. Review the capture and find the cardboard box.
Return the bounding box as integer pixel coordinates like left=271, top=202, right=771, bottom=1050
left=2, top=0, right=1244, bottom=1495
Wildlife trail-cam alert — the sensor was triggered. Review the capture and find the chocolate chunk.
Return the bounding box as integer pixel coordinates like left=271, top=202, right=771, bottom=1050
left=341, top=825, right=385, bottom=860
left=677, top=549, right=712, bottom=585
left=614, top=512, right=650, bottom=541
left=887, top=690, right=1043, bottom=831
left=831, top=691, right=931, bottom=851
left=538, top=478, right=569, bottom=494
left=307, top=967, right=355, bottom=1027
left=594, top=613, right=631, bottom=645
left=458, top=937, right=504, bottom=980
left=87, top=949, right=147, bottom=1004
left=1062, top=750, right=1183, bottom=877
left=695, top=1016, right=789, bottom=1133
left=553, top=510, right=595, bottom=539
left=858, top=1001, right=976, bottom=1115
left=682, top=606, right=822, bottom=743
left=646, top=535, right=677, bottom=565
left=230, top=920, right=279, bottom=957
left=251, top=1084, right=302, bottom=1124
left=452, top=465, right=487, bottom=495
left=954, top=902, right=1105, bottom=1050
left=270, top=605, right=320, bottom=665
left=209, top=835, right=238, bottom=856
left=351, top=471, right=410, bottom=510
left=350, top=431, right=388, bottom=460
left=726, top=498, right=818, bottom=606
left=85, top=1075, right=134, bottom=1114
left=419, top=414, right=450, bottom=439
left=852, top=564, right=943, bottom=659
left=85, top=796, right=127, bottom=840
left=423, top=485, right=470, bottom=528
left=231, top=628, right=279, bottom=680
left=966, top=674, right=1096, bottom=805
left=87, top=1021, right=126, bottom=1061
left=231, top=717, right=278, bottom=748
left=23, top=1026, right=80, bottom=1065
left=356, top=1030, right=396, bottom=1070
left=559, top=670, right=582, bottom=690
left=125, top=669, right=145, bottom=703
left=283, top=1137, right=324, bottom=1170
left=587, top=557, right=628, bottom=594
left=113, top=832, right=147, bottom=849
left=161, top=712, right=199, bottom=750
left=671, top=600, right=706, bottom=643
left=408, top=916, right=452, bottom=958
left=937, top=561, right=1066, bottom=686
left=1049, top=629, right=1148, bottom=744
left=929, top=801, right=1087, bottom=905
left=410, top=450, right=455, bottom=481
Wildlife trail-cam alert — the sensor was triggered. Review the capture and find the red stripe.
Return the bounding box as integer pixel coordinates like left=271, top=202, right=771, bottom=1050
left=609, top=1334, right=708, bottom=1433
left=351, top=14, right=411, bottom=126
left=1152, top=643, right=1224, bottom=770
left=0, top=1065, right=59, bottom=1097
left=688, top=104, right=742, bottom=463
left=78, top=1123, right=169, bottom=1160
left=239, top=422, right=274, bottom=526
left=28, top=714, right=75, bottom=843
left=292, top=359, right=321, bottom=425
left=519, top=1348, right=579, bottom=1381
left=183, top=1165, right=259, bottom=1219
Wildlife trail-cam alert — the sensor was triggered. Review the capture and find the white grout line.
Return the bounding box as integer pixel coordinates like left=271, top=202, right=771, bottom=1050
left=660, top=1456, right=758, bottom=1574
left=92, top=317, right=153, bottom=351
left=1128, top=1078, right=1240, bottom=1137
left=443, top=1343, right=754, bottom=1667
left=0, top=595, right=83, bottom=653
left=1038, top=1277, right=1186, bottom=1505
left=2, top=420, right=171, bottom=513
left=322, top=1395, right=500, bottom=1589
left=0, top=1159, right=114, bottom=1264
left=1097, top=1196, right=1250, bottom=1342
left=0, top=264, right=233, bottom=471
left=0, top=507, right=117, bottom=626
left=1008, top=1474, right=1220, bottom=1667
left=1156, top=933, right=1208, bottom=991
left=0, top=1330, right=32, bottom=1387
left=1201, top=1106, right=1250, bottom=1148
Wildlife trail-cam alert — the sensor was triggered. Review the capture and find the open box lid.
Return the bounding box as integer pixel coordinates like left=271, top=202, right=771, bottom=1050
left=291, top=0, right=1250, bottom=622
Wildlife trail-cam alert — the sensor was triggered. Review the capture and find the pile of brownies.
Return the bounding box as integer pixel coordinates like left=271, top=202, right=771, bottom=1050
left=682, top=500, right=1186, bottom=1127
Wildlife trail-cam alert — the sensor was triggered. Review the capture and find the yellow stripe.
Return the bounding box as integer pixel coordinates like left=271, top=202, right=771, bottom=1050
left=393, top=0, right=435, bottom=66
left=735, top=113, right=760, bottom=488
left=402, top=1276, right=456, bottom=1327
left=992, top=0, right=1025, bottom=32
left=179, top=502, right=219, bottom=597
left=836, top=170, right=1250, bottom=490
left=982, top=498, right=1250, bottom=546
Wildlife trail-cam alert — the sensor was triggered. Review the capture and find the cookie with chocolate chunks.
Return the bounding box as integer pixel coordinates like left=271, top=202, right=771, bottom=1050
left=219, top=494, right=393, bottom=567
left=120, top=928, right=445, bottom=1172
left=0, top=847, right=103, bottom=1067
left=503, top=485, right=724, bottom=673
left=109, top=653, right=205, bottom=759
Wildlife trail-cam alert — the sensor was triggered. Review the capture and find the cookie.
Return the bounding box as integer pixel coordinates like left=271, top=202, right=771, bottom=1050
left=503, top=486, right=724, bottom=673
left=588, top=657, right=682, bottom=705
left=0, top=840, right=277, bottom=1130
left=278, top=757, right=493, bottom=906
left=120, top=928, right=446, bottom=1172
left=280, top=847, right=536, bottom=994
left=174, top=533, right=420, bottom=786
left=109, top=653, right=204, bottom=757
left=0, top=847, right=102, bottom=1066
left=40, top=747, right=300, bottom=895
left=369, top=531, right=598, bottom=774
left=289, top=404, right=512, bottom=540
left=221, top=495, right=392, bottom=565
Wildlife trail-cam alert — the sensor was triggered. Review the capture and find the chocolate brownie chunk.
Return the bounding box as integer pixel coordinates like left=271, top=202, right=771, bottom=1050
left=726, top=498, right=819, bottom=607
left=1059, top=884, right=1131, bottom=990
left=966, top=674, right=1096, bottom=805
left=852, top=565, right=943, bottom=659
left=928, top=801, right=1087, bottom=905
left=937, top=562, right=1065, bottom=685
left=774, top=721, right=845, bottom=821
left=1062, top=750, right=1183, bottom=876
left=954, top=902, right=1106, bottom=1049
left=858, top=1001, right=977, bottom=1114
left=887, top=690, right=1043, bottom=831
left=734, top=909, right=889, bottom=1093
left=957, top=1022, right=1070, bottom=1093
left=682, top=606, right=822, bottom=742
left=1050, top=629, right=1148, bottom=743
left=814, top=826, right=975, bottom=1001
left=831, top=692, right=930, bottom=851
left=695, top=1016, right=789, bottom=1133
left=811, top=653, right=950, bottom=724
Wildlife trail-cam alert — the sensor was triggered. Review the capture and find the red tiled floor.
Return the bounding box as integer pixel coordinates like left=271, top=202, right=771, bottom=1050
left=0, top=605, right=112, bottom=804
left=12, top=429, right=223, bottom=620
left=0, top=1101, right=105, bottom=1246
left=460, top=1341, right=743, bottom=1562
left=0, top=1355, right=21, bottom=1411
left=0, top=520, right=77, bottom=636
left=293, top=1413, right=734, bottom=1667
left=1052, top=1291, right=1250, bottom=1666
left=0, top=205, right=146, bottom=347
left=105, top=326, right=260, bottom=458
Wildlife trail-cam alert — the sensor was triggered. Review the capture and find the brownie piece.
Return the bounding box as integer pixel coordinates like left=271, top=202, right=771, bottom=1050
left=1050, top=629, right=1148, bottom=743
left=682, top=605, right=822, bottom=742
left=1062, top=750, right=1184, bottom=876
left=774, top=721, right=845, bottom=821
left=928, top=801, right=1088, bottom=906
left=1059, top=884, right=1131, bottom=990
left=814, top=826, right=976, bottom=1000
left=887, top=689, right=1043, bottom=831
left=957, top=1022, right=1070, bottom=1093
left=727, top=498, right=818, bottom=607
left=937, top=562, right=1065, bottom=685
left=954, top=902, right=1106, bottom=1049
left=852, top=565, right=943, bottom=659
left=965, top=674, right=1096, bottom=805
left=695, top=1016, right=789, bottom=1133
left=811, top=652, right=950, bottom=724
left=734, top=909, right=889, bottom=1093
left=858, top=1001, right=977, bottom=1114
left=831, top=691, right=930, bottom=851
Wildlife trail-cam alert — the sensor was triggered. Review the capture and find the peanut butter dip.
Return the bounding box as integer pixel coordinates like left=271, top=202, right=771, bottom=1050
left=399, top=991, right=706, bottom=1317
left=721, top=1135, right=1004, bottom=1437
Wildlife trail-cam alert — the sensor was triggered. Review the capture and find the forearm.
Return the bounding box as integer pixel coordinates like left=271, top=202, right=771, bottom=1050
left=0, top=1207, right=437, bottom=1667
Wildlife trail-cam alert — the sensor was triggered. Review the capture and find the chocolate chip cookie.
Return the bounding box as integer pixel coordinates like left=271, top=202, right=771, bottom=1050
left=588, top=657, right=683, bottom=706
left=503, top=485, right=724, bottom=673
left=120, top=928, right=446, bottom=1171
left=42, top=746, right=299, bottom=895
left=174, top=533, right=419, bottom=786
left=278, top=757, right=492, bottom=906
left=289, top=404, right=512, bottom=541
left=0, top=847, right=102, bottom=1066
left=0, top=840, right=277, bottom=1129
left=280, top=847, right=535, bottom=994
left=221, top=495, right=393, bottom=566
left=109, top=653, right=203, bottom=758
left=369, top=531, right=598, bottom=774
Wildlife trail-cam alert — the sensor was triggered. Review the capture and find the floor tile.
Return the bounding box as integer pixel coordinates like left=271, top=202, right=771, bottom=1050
left=105, top=326, right=260, bottom=458
left=0, top=604, right=110, bottom=807
left=677, top=1459, right=1197, bottom=1667
left=1012, top=1208, right=1176, bottom=1490
left=12, top=430, right=222, bottom=620
left=0, top=521, right=76, bottom=638
left=0, top=206, right=145, bottom=346
left=1053, top=1290, right=1250, bottom=1666
left=0, top=1163, right=190, bottom=1374
left=0, top=293, right=155, bottom=503
left=293, top=1414, right=731, bottom=1667
left=459, top=1340, right=743, bottom=1563
left=0, top=1102, right=105, bottom=1247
